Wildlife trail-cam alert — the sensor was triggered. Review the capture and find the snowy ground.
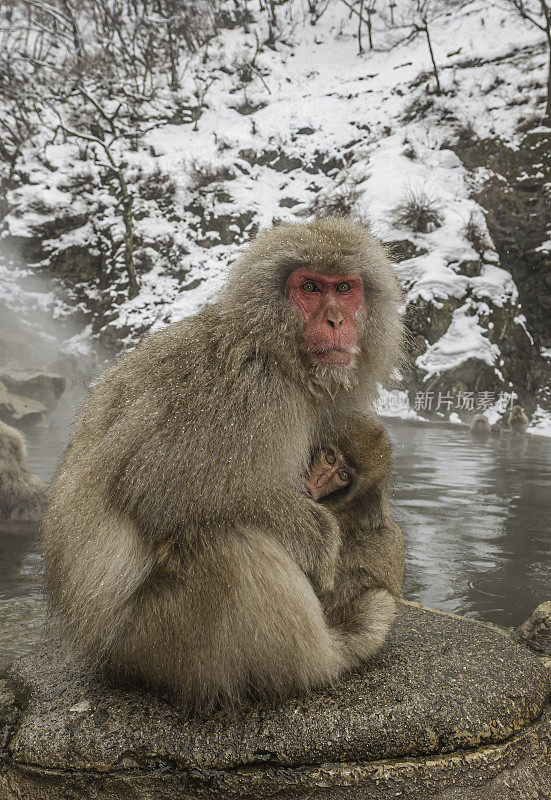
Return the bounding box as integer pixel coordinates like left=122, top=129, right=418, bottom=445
left=1, top=0, right=549, bottom=432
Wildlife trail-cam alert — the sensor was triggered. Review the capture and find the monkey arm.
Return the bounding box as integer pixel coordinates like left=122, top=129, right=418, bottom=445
left=262, top=489, right=342, bottom=594
left=340, top=478, right=404, bottom=589
left=320, top=513, right=404, bottom=629
left=89, top=368, right=342, bottom=594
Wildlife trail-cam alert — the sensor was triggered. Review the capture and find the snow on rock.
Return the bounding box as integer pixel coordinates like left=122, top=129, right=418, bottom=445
left=416, top=306, right=499, bottom=379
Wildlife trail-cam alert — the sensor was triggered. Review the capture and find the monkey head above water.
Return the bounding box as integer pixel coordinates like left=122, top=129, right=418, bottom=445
left=43, top=217, right=404, bottom=715
left=470, top=413, right=491, bottom=441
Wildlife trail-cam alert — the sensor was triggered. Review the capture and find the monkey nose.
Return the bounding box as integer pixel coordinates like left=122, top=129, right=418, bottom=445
left=326, top=309, right=344, bottom=328
left=317, top=471, right=334, bottom=487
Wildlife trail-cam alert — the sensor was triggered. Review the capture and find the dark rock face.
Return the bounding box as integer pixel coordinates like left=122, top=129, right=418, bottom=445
left=403, top=294, right=543, bottom=419
left=47, top=244, right=102, bottom=283
left=1, top=604, right=550, bottom=799
left=385, top=239, right=428, bottom=263
left=454, top=132, right=551, bottom=349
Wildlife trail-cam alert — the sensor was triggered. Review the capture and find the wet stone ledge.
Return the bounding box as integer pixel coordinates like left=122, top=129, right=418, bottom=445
left=0, top=604, right=550, bottom=799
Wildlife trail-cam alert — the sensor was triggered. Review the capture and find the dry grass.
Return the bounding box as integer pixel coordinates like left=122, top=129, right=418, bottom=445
left=456, top=118, right=477, bottom=141
left=464, top=210, right=490, bottom=254
left=393, top=188, right=443, bottom=233
left=304, top=171, right=363, bottom=219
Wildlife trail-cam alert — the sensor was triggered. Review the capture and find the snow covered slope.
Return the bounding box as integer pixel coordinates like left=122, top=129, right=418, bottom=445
left=1, top=0, right=549, bottom=430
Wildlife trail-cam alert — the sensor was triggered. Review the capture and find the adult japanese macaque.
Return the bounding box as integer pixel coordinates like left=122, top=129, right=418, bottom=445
left=304, top=417, right=404, bottom=629
left=43, top=217, right=403, bottom=714
left=470, top=413, right=491, bottom=441
left=0, top=421, right=47, bottom=521
left=507, top=405, right=529, bottom=435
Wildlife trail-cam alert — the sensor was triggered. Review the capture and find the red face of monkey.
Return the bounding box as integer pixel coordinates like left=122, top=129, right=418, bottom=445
left=286, top=270, right=366, bottom=367
left=302, top=448, right=352, bottom=501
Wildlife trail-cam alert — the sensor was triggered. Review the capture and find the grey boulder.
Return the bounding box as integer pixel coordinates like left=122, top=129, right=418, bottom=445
left=0, top=603, right=550, bottom=799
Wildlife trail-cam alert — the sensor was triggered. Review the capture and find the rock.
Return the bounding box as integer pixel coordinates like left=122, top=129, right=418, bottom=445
left=0, top=368, right=65, bottom=411
left=385, top=239, right=428, bottom=262
left=456, top=258, right=482, bottom=277
left=1, top=604, right=550, bottom=799
left=515, top=601, right=551, bottom=656
left=47, top=243, right=102, bottom=283
left=453, top=132, right=551, bottom=349
left=0, top=385, right=48, bottom=428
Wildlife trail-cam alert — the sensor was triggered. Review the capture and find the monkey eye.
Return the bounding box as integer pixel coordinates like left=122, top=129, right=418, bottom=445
left=337, top=470, right=350, bottom=482
left=325, top=451, right=336, bottom=465
left=302, top=281, right=319, bottom=293
left=336, top=282, right=351, bottom=293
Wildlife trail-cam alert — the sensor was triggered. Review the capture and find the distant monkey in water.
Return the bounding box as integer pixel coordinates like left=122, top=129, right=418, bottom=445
left=507, top=405, right=529, bottom=435
left=0, top=421, right=46, bottom=521
left=304, top=417, right=404, bottom=629
left=44, top=217, right=404, bottom=714
left=470, top=413, right=491, bottom=441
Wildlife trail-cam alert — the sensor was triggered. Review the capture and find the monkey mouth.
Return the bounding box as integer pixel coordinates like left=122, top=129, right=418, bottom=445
left=308, top=347, right=356, bottom=367
left=299, top=483, right=317, bottom=501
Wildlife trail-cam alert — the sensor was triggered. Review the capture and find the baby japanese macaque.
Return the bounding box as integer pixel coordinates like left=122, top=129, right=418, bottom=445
left=302, top=446, right=353, bottom=502
left=303, top=417, right=404, bottom=629
left=0, top=420, right=47, bottom=521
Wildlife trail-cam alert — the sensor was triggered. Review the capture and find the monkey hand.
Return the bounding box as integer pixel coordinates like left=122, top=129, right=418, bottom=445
left=305, top=501, right=341, bottom=594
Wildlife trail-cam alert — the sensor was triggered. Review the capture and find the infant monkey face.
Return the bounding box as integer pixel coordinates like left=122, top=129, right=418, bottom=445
left=303, top=448, right=352, bottom=501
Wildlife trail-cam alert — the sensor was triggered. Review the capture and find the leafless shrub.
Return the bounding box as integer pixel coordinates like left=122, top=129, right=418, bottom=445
left=138, top=167, right=177, bottom=201
left=464, top=210, right=490, bottom=254
left=402, top=94, right=435, bottom=122
left=483, top=75, right=505, bottom=95
left=233, top=57, right=254, bottom=84
left=456, top=118, right=477, bottom=141
left=232, top=36, right=265, bottom=86
left=233, top=96, right=267, bottom=115
left=75, top=144, right=90, bottom=161
left=402, top=144, right=417, bottom=160
left=305, top=172, right=363, bottom=219
left=393, top=187, right=443, bottom=233
left=59, top=170, right=96, bottom=192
